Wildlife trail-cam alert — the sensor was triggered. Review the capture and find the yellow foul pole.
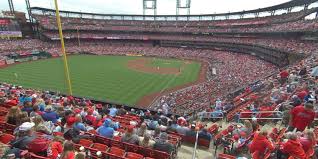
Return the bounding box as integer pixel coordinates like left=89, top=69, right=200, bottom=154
left=54, top=0, right=73, bottom=95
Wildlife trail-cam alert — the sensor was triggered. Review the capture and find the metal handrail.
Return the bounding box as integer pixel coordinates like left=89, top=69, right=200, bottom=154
left=240, top=110, right=283, bottom=114
left=192, top=131, right=199, bottom=159
left=199, top=112, right=224, bottom=119
left=239, top=111, right=283, bottom=120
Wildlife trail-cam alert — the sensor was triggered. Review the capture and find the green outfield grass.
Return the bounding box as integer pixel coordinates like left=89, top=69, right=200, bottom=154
left=0, top=55, right=201, bottom=105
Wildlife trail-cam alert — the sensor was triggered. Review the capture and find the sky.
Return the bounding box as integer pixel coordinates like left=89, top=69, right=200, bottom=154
left=0, top=0, right=294, bottom=15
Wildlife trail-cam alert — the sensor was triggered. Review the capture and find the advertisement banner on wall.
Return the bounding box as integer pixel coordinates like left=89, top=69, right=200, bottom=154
left=32, top=56, right=38, bottom=61
left=0, top=31, right=22, bottom=38
left=5, top=59, right=14, bottom=65
left=0, top=60, right=6, bottom=66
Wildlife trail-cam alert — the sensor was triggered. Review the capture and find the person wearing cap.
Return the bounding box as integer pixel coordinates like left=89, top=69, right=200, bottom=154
left=120, top=125, right=140, bottom=145
left=249, top=130, right=274, bottom=159
left=96, top=118, right=114, bottom=138
left=42, top=105, right=59, bottom=124
left=288, top=102, right=315, bottom=132
left=153, top=132, right=174, bottom=154
left=11, top=122, right=37, bottom=150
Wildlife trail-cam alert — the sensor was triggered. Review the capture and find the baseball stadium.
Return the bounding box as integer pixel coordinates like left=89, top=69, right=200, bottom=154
left=0, top=0, right=318, bottom=158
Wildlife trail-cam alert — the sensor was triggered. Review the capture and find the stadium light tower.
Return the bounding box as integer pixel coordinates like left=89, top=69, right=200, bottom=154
left=25, top=0, right=33, bottom=23
left=8, top=0, right=15, bottom=15
left=176, top=0, right=191, bottom=20
left=143, top=0, right=157, bottom=20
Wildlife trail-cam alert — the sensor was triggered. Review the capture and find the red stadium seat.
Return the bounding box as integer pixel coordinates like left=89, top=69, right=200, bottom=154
left=218, top=153, right=236, bottom=159
left=142, top=147, right=155, bottom=158
left=88, top=143, right=108, bottom=158
left=74, top=139, right=93, bottom=151
left=125, top=152, right=144, bottom=159
left=198, top=138, right=210, bottom=148
left=79, top=139, right=94, bottom=147
left=109, top=147, right=125, bottom=157
left=95, top=135, right=111, bottom=146
left=153, top=149, right=170, bottom=159
left=208, top=124, right=219, bottom=134
left=124, top=143, right=143, bottom=154
left=111, top=139, right=125, bottom=149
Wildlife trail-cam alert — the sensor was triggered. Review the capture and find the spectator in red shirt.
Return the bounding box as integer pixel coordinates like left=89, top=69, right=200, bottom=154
left=85, top=108, right=96, bottom=125
left=297, top=90, right=308, bottom=101
left=249, top=130, right=274, bottom=159
left=280, top=70, right=289, bottom=85
left=278, top=132, right=306, bottom=159
left=289, top=103, right=315, bottom=132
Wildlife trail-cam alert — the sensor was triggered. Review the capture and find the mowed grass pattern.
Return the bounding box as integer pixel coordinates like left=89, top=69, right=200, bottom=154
left=0, top=55, right=201, bottom=105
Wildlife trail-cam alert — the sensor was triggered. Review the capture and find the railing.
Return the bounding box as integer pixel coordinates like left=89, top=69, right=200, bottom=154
left=198, top=112, right=224, bottom=120
left=192, top=131, right=199, bottom=159
left=239, top=111, right=283, bottom=121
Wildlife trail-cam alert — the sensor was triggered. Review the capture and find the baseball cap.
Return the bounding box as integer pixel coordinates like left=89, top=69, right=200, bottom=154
left=19, top=122, right=35, bottom=131
left=127, top=125, right=134, bottom=133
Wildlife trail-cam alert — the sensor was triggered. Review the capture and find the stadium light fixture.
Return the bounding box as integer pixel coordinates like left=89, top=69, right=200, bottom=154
left=176, top=0, right=191, bottom=20
left=143, top=0, right=157, bottom=20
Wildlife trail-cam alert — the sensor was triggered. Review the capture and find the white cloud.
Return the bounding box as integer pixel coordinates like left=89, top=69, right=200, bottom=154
left=0, top=0, right=292, bottom=15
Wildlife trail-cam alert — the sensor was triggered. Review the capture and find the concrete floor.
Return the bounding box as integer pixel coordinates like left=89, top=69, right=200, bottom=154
left=175, top=119, right=280, bottom=159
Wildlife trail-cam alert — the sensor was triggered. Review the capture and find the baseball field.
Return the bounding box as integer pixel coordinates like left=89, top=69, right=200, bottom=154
left=0, top=55, right=202, bottom=106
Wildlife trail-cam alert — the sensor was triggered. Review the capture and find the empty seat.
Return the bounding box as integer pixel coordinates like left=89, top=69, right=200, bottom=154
left=88, top=143, right=108, bottom=158
left=218, top=153, right=236, bottom=159
left=95, top=135, right=111, bottom=146
left=109, top=147, right=125, bottom=157
left=74, top=139, right=94, bottom=151
left=125, top=152, right=143, bottom=159
left=79, top=139, right=94, bottom=147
